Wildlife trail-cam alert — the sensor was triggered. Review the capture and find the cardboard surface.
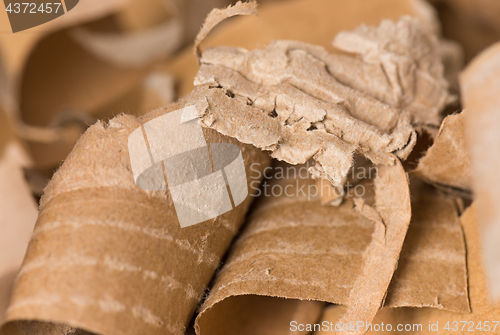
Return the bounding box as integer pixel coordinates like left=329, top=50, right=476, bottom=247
left=2, top=101, right=270, bottom=335
left=315, top=204, right=499, bottom=335
left=461, top=43, right=500, bottom=302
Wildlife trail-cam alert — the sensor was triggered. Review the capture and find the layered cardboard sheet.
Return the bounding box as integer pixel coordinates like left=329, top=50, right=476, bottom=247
left=2, top=0, right=497, bottom=334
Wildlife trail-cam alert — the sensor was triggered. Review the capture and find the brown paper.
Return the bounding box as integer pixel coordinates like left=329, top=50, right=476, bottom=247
left=460, top=42, right=500, bottom=302
left=330, top=17, right=454, bottom=126
left=332, top=159, right=412, bottom=335
left=315, top=203, right=498, bottom=335
left=413, top=111, right=472, bottom=192
left=1, top=100, right=270, bottom=335
left=194, top=163, right=469, bottom=335
left=191, top=10, right=459, bottom=187
left=194, top=1, right=258, bottom=59
left=164, top=0, right=446, bottom=98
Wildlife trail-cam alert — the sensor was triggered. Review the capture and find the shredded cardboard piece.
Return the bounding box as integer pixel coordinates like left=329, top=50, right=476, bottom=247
left=413, top=111, right=472, bottom=192
left=384, top=180, right=470, bottom=312
left=461, top=42, right=500, bottom=301
left=190, top=15, right=458, bottom=186
left=315, top=203, right=498, bottom=335
left=194, top=1, right=258, bottom=59
left=332, top=159, right=411, bottom=335
left=0, top=0, right=476, bottom=334
left=194, top=163, right=469, bottom=335
left=330, top=17, right=455, bottom=126
left=192, top=43, right=416, bottom=186
left=1, top=101, right=270, bottom=335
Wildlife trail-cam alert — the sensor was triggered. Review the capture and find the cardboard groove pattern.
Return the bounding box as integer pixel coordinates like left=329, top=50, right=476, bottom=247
left=1, top=102, right=271, bottom=335
left=194, top=166, right=469, bottom=335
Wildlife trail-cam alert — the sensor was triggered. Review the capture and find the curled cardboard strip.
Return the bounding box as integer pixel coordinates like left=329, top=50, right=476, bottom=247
left=194, top=163, right=469, bottom=335
left=330, top=159, right=412, bottom=335
left=460, top=42, right=500, bottom=302
left=315, top=204, right=497, bottom=335
left=330, top=17, right=454, bottom=126
left=1, top=100, right=270, bottom=335
left=194, top=1, right=258, bottom=59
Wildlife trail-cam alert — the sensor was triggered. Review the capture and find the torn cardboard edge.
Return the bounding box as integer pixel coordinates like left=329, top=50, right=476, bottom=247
left=413, top=111, right=472, bottom=195
left=194, top=1, right=258, bottom=59
left=190, top=4, right=456, bottom=190
left=192, top=163, right=469, bottom=335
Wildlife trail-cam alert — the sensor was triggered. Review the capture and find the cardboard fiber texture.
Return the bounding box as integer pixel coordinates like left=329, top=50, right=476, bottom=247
left=192, top=6, right=456, bottom=188
left=194, top=163, right=469, bottom=335
left=191, top=1, right=464, bottom=334
left=460, top=43, right=500, bottom=302
left=315, top=204, right=498, bottom=335
left=165, top=0, right=444, bottom=98
left=1, top=100, right=270, bottom=335
left=414, top=111, right=472, bottom=192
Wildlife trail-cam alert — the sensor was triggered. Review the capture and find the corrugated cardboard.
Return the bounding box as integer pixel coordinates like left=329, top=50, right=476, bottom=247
left=1, top=100, right=270, bottom=335
left=414, top=111, right=472, bottom=192
left=315, top=203, right=498, bottom=335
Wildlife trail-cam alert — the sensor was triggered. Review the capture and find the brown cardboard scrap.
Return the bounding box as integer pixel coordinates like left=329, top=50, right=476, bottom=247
left=331, top=17, right=455, bottom=126
left=384, top=180, right=470, bottom=312
left=1, top=100, right=270, bottom=335
left=190, top=9, right=460, bottom=186
left=332, top=159, right=411, bottom=335
left=194, top=162, right=469, bottom=335
left=461, top=42, right=500, bottom=302
left=165, top=0, right=444, bottom=98
left=192, top=23, right=431, bottom=186
left=315, top=203, right=499, bottom=335
left=0, top=142, right=38, bottom=325
left=195, top=165, right=377, bottom=334
left=413, top=111, right=472, bottom=192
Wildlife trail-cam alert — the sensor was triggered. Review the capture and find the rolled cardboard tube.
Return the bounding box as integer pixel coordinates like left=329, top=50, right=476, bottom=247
left=1, top=100, right=270, bottom=335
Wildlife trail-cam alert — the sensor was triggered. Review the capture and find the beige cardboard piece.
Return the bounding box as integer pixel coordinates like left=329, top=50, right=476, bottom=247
left=194, top=164, right=469, bottom=335
left=414, top=111, right=472, bottom=192
left=315, top=203, right=498, bottom=335
left=0, top=142, right=38, bottom=325
left=1, top=100, right=270, bottom=335
left=191, top=3, right=456, bottom=187
left=165, top=0, right=444, bottom=98
left=461, top=43, right=500, bottom=302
